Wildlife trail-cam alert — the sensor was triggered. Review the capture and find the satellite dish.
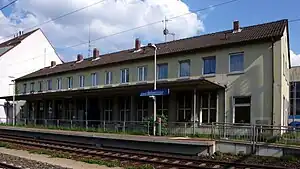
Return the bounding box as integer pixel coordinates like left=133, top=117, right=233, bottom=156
left=163, top=29, right=169, bottom=35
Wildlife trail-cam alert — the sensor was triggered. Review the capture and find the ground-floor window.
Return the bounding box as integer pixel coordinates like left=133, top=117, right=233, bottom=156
left=177, top=92, right=192, bottom=122
left=119, top=97, right=131, bottom=121
left=233, top=96, right=251, bottom=123
left=104, top=99, right=112, bottom=121
left=200, top=92, right=217, bottom=124
left=137, top=98, right=148, bottom=121
left=156, top=96, right=168, bottom=117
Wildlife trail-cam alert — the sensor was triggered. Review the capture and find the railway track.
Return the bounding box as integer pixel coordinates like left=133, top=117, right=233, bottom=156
left=0, top=133, right=289, bottom=169
left=0, top=161, right=23, bottom=169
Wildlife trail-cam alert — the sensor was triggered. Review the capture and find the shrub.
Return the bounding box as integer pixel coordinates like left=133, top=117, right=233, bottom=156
left=143, top=114, right=168, bottom=136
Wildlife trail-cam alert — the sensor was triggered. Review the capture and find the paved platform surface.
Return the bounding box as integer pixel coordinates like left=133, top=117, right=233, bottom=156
left=0, top=126, right=215, bottom=146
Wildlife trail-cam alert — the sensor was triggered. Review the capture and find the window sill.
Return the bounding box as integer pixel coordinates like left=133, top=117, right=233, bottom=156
left=202, top=74, right=216, bottom=78
left=227, top=71, right=244, bottom=76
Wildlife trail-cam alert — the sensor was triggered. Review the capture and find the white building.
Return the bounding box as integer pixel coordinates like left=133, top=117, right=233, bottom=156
left=0, top=29, right=63, bottom=123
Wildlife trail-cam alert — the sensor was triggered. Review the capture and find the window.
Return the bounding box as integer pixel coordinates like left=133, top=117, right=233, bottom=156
left=138, top=66, right=147, bottom=81
left=137, top=98, right=148, bottom=121
left=203, top=56, right=216, bottom=75
left=233, top=96, right=251, bottom=123
left=23, top=83, right=27, bottom=93
left=179, top=60, right=190, bottom=77
left=91, top=73, right=98, bottom=86
left=177, top=92, right=192, bottom=122
left=200, top=93, right=217, bottom=124
left=105, top=71, right=112, bottom=85
left=157, top=63, right=168, bottom=79
left=104, top=99, right=113, bottom=121
left=79, top=75, right=85, bottom=88
left=290, top=82, right=300, bottom=115
left=57, top=78, right=62, bottom=90
left=119, top=96, right=131, bottom=121
left=38, top=81, right=42, bottom=92
left=121, top=68, right=129, bottom=83
left=67, top=77, right=73, bottom=89
left=47, top=80, right=52, bottom=90
left=229, top=53, right=244, bottom=72
left=30, top=82, right=34, bottom=92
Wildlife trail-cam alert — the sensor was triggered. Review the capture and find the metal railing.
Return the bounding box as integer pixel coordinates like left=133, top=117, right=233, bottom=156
left=1, top=118, right=300, bottom=146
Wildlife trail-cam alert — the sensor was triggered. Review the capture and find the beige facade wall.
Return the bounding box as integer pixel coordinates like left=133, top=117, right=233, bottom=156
left=15, top=36, right=288, bottom=125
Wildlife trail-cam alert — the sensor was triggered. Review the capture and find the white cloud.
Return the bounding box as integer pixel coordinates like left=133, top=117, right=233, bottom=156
left=0, top=0, right=205, bottom=61
left=291, top=50, right=300, bottom=67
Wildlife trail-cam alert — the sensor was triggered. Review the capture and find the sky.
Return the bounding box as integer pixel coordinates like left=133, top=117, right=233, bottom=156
left=0, top=0, right=299, bottom=66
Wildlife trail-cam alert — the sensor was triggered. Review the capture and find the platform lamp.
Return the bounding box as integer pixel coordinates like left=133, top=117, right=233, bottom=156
left=8, top=76, right=15, bottom=126
left=147, top=43, right=157, bottom=136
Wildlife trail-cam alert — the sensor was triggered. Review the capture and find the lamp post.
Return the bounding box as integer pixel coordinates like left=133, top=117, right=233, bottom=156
left=8, top=76, right=15, bottom=126
left=148, top=43, right=157, bottom=136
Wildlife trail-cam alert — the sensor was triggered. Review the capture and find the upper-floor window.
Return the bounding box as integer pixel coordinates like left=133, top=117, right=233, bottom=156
left=47, top=80, right=52, bottom=90
left=203, top=56, right=216, bottom=75
left=105, top=71, right=112, bottom=85
left=67, top=77, right=73, bottom=89
left=23, top=83, right=27, bottom=93
left=157, top=63, right=168, bottom=79
left=121, top=68, right=129, bottom=83
left=179, top=60, right=190, bottom=77
left=91, top=73, right=98, bottom=86
left=138, top=66, right=147, bottom=81
left=229, top=53, right=244, bottom=72
left=79, top=75, right=85, bottom=88
left=38, top=81, right=42, bottom=92
left=30, top=82, right=34, bottom=92
left=57, top=78, right=62, bottom=90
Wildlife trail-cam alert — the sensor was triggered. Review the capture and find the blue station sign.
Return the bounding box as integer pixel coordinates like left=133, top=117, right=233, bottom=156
left=140, top=89, right=170, bottom=97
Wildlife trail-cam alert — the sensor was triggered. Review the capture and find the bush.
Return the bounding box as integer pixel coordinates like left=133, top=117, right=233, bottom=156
left=143, top=114, right=168, bottom=136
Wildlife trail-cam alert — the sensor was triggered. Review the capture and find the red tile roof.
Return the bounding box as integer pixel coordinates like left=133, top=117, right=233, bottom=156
left=16, top=19, right=288, bottom=81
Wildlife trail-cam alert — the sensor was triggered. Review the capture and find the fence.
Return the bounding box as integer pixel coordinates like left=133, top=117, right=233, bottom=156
left=1, top=118, right=300, bottom=146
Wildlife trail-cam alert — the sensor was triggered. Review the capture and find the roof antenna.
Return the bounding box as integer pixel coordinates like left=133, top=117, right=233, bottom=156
left=163, top=16, right=176, bottom=42
left=88, top=23, right=91, bottom=57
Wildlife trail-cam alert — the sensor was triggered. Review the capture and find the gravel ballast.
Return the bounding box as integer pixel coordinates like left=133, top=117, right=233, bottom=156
left=0, top=153, right=70, bottom=169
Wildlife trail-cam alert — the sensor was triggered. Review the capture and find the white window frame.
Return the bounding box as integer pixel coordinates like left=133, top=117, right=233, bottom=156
left=232, top=96, right=251, bottom=124
left=105, top=71, right=112, bottom=85
left=176, top=94, right=192, bottom=121
left=30, top=82, right=34, bottom=92
left=137, top=66, right=147, bottom=81
left=57, top=78, right=62, bottom=90
left=67, top=77, right=73, bottom=89
left=137, top=98, right=148, bottom=121
left=229, top=52, right=244, bottom=73
left=91, top=73, right=98, bottom=86
left=79, top=75, right=85, bottom=88
left=178, top=60, right=191, bottom=77
left=47, top=80, right=52, bottom=90
left=157, top=63, right=168, bottom=80
left=38, top=81, right=42, bottom=92
left=104, top=99, right=113, bottom=121
left=120, top=68, right=129, bottom=83
left=23, top=83, right=27, bottom=93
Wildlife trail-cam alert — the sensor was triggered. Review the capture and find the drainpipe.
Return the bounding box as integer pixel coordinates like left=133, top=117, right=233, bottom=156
left=271, top=38, right=274, bottom=126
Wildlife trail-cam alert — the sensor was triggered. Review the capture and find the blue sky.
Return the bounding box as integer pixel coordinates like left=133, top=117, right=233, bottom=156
left=183, top=0, right=300, bottom=54
left=1, top=0, right=299, bottom=61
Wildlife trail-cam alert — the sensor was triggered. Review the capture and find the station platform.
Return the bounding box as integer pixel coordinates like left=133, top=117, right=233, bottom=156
left=0, top=126, right=215, bottom=156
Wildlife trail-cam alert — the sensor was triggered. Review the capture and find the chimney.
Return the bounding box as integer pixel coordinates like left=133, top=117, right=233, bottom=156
left=93, top=48, right=100, bottom=59
left=50, top=61, right=56, bottom=67
left=77, top=54, right=83, bottom=62
left=233, top=20, right=240, bottom=32
left=135, top=38, right=141, bottom=50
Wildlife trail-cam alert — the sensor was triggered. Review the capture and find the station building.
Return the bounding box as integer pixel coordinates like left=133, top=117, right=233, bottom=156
left=0, top=19, right=290, bottom=127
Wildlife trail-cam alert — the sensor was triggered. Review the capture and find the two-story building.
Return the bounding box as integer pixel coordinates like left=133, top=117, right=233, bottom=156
left=0, top=19, right=290, bottom=128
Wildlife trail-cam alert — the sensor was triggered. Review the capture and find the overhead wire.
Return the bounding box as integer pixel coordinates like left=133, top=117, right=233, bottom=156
left=2, top=0, right=243, bottom=65
left=0, top=0, right=18, bottom=11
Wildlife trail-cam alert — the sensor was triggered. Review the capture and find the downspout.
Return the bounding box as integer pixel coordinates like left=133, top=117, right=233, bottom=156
left=271, top=38, right=274, bottom=126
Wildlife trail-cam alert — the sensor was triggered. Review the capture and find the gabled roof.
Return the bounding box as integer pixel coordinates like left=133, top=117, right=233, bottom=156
left=0, top=29, right=39, bottom=57
left=16, top=19, right=288, bottom=81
